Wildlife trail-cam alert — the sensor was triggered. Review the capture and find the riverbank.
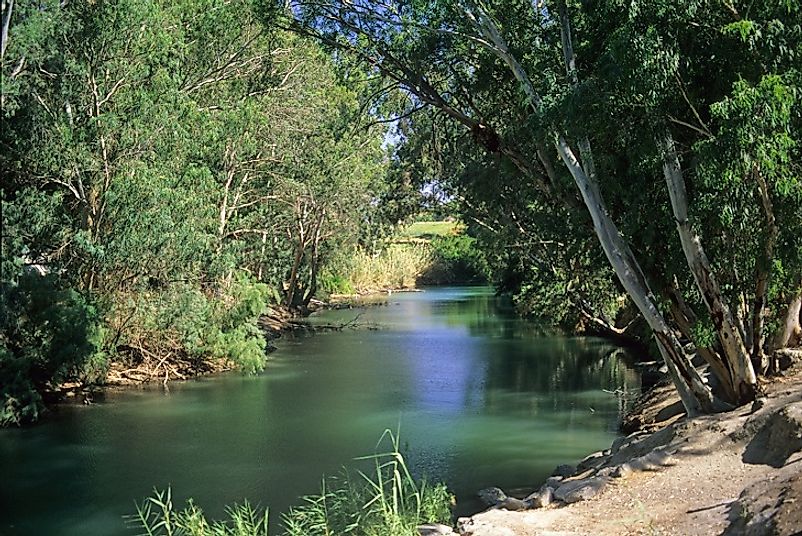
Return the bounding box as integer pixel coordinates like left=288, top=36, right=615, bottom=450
left=52, top=306, right=308, bottom=401
left=447, top=360, right=802, bottom=536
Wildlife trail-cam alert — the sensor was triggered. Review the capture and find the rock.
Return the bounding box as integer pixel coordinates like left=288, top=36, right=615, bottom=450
left=724, top=468, right=802, bottom=535
left=476, top=487, right=528, bottom=511
left=742, top=402, right=802, bottom=468
left=477, top=487, right=506, bottom=507
left=644, top=449, right=673, bottom=469
left=610, top=435, right=629, bottom=454
left=576, top=450, right=609, bottom=472
left=751, top=396, right=768, bottom=413
left=775, top=348, right=802, bottom=372
left=554, top=477, right=609, bottom=504
left=612, top=448, right=673, bottom=478
left=524, top=486, right=553, bottom=509
left=457, top=514, right=518, bottom=536
left=418, top=522, right=455, bottom=535
left=498, top=496, right=529, bottom=511
left=613, top=463, right=633, bottom=478
left=596, top=466, right=618, bottom=478
left=545, top=476, right=564, bottom=490
left=551, top=463, right=576, bottom=478
left=610, top=425, right=676, bottom=466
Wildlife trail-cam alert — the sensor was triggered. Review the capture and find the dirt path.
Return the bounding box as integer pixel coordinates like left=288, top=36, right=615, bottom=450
left=456, top=369, right=802, bottom=536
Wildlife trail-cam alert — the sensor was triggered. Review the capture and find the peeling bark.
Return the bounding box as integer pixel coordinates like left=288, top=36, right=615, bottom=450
left=656, top=130, right=756, bottom=404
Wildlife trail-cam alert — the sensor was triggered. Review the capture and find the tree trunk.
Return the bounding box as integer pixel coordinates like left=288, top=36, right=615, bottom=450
left=751, top=167, right=779, bottom=372
left=302, top=212, right=325, bottom=308
left=1, top=0, right=13, bottom=60
left=656, top=131, right=757, bottom=404
left=666, top=280, right=738, bottom=402
left=556, top=136, right=717, bottom=415
left=771, top=292, right=802, bottom=351
left=285, top=225, right=305, bottom=308
left=463, top=0, right=720, bottom=415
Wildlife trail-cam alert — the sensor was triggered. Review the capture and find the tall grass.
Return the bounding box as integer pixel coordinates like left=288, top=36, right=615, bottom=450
left=283, top=429, right=452, bottom=536
left=130, top=488, right=269, bottom=536
left=130, top=430, right=452, bottom=536
left=344, top=244, right=434, bottom=293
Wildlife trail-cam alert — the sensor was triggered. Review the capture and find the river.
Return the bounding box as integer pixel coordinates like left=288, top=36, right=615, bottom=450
left=0, top=286, right=641, bottom=535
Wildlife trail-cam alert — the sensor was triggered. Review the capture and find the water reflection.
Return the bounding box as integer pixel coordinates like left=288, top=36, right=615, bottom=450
left=0, top=287, right=641, bottom=535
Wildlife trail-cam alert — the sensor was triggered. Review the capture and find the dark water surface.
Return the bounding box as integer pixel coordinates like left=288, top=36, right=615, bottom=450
left=0, top=287, right=641, bottom=535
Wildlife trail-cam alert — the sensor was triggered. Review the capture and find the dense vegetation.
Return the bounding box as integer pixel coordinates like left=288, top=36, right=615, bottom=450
left=2, top=1, right=801, bottom=533
left=288, top=0, right=802, bottom=415
left=2, top=0, right=800, bottom=423
left=0, top=0, right=423, bottom=425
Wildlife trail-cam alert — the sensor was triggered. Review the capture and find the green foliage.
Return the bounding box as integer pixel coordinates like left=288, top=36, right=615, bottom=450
left=1, top=0, right=403, bottom=423
left=317, top=270, right=356, bottom=297
left=287, top=0, right=802, bottom=361
left=399, top=221, right=462, bottom=238
left=132, top=488, right=269, bottom=536
left=111, top=276, right=268, bottom=375
left=419, top=235, right=490, bottom=285
left=0, top=273, right=105, bottom=426
left=283, top=429, right=452, bottom=536
left=131, top=432, right=452, bottom=536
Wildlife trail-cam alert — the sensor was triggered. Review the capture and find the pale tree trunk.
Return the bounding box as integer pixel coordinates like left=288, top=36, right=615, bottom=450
left=463, top=0, right=718, bottom=415
left=301, top=210, right=325, bottom=308
left=666, top=279, right=738, bottom=402
left=1, top=0, right=12, bottom=60
left=284, top=201, right=307, bottom=308
left=771, top=292, right=802, bottom=351
left=285, top=239, right=304, bottom=308
left=555, top=137, right=716, bottom=415
left=656, top=131, right=757, bottom=403
left=751, top=167, right=779, bottom=372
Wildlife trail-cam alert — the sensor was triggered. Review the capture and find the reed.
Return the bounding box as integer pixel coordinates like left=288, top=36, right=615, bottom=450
left=131, top=488, right=269, bottom=536
left=130, top=431, right=452, bottom=536
left=283, top=428, right=452, bottom=536
left=345, top=244, right=434, bottom=293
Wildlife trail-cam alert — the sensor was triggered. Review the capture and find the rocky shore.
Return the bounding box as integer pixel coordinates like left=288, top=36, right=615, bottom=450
left=423, top=360, right=802, bottom=536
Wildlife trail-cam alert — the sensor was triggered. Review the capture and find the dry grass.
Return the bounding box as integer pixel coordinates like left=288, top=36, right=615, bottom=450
left=346, top=244, right=434, bottom=292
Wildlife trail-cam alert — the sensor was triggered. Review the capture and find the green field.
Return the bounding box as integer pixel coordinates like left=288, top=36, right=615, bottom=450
left=399, top=220, right=462, bottom=238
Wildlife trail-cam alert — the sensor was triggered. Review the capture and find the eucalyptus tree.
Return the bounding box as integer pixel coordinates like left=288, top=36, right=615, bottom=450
left=1, top=0, right=395, bottom=423
left=285, top=0, right=801, bottom=414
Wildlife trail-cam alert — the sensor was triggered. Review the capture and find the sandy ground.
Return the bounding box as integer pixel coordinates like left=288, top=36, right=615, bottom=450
left=458, top=370, right=802, bottom=536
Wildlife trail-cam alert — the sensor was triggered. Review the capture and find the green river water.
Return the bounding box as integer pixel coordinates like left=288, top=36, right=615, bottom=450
left=0, top=286, right=641, bottom=535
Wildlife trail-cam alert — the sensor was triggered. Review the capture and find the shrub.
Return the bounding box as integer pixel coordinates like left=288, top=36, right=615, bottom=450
left=111, top=275, right=269, bottom=375
left=345, top=245, right=434, bottom=292
left=132, top=488, right=269, bottom=536
left=418, top=235, right=489, bottom=285
left=317, top=270, right=355, bottom=297
left=0, top=273, right=105, bottom=426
